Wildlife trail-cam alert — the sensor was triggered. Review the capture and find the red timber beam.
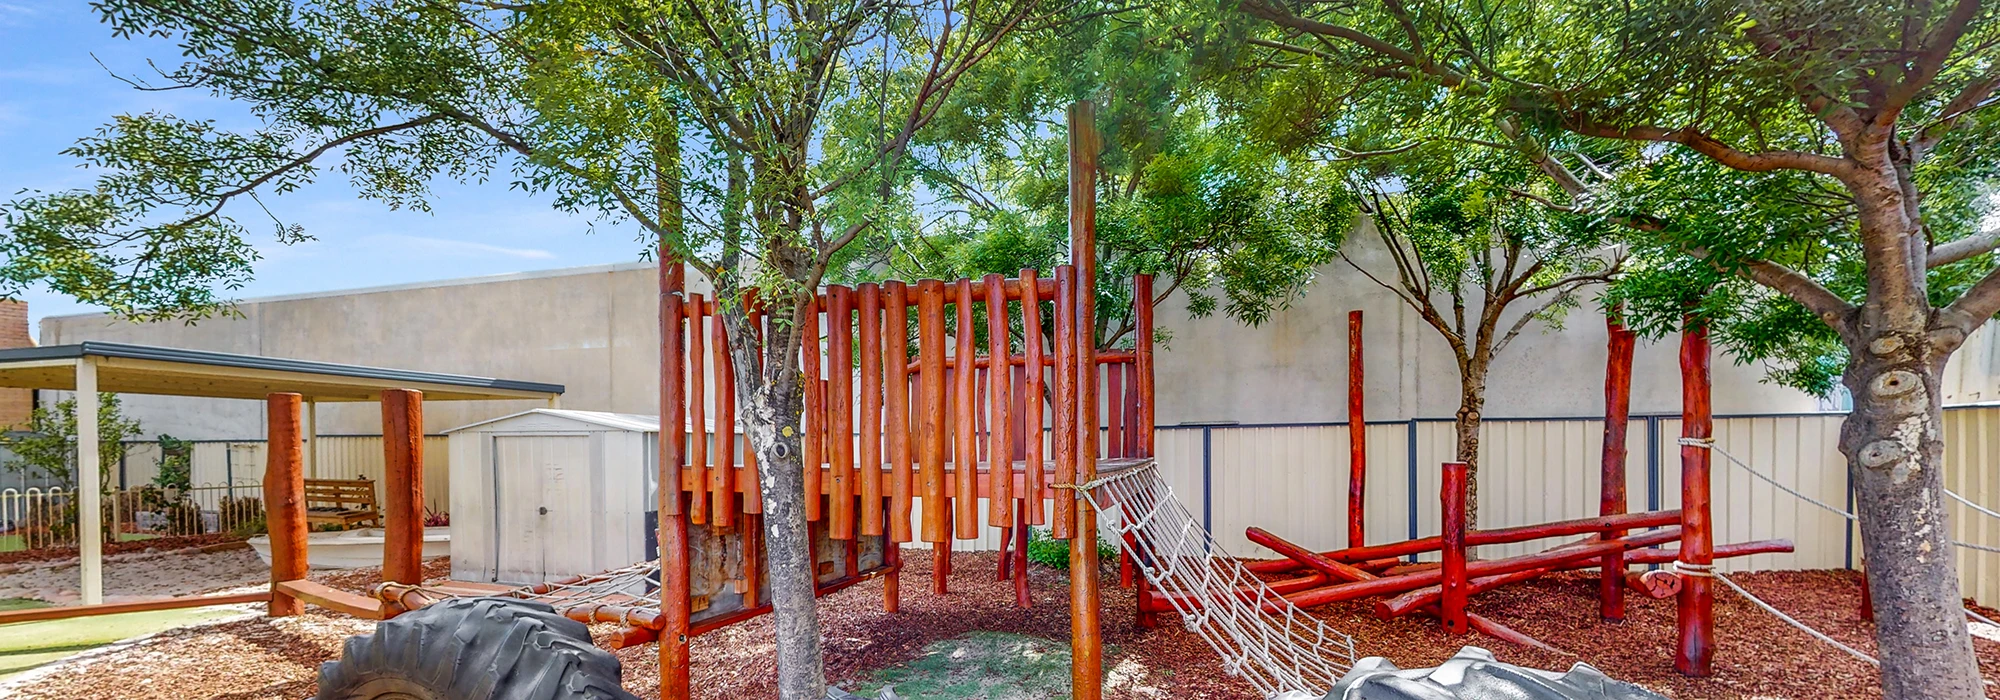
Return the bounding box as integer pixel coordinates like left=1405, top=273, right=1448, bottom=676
left=265, top=392, right=307, bottom=617
left=1243, top=508, right=1683, bottom=574
left=1348, top=310, right=1367, bottom=548
left=1440, top=462, right=1469, bottom=635
left=1250, top=526, right=1684, bottom=608
left=1067, top=99, right=1105, bottom=700
left=381, top=388, right=424, bottom=589
left=658, top=252, right=693, bottom=700
left=1677, top=317, right=1715, bottom=677
left=1600, top=311, right=1636, bottom=621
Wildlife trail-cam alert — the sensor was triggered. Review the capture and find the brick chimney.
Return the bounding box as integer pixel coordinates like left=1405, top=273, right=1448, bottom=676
left=0, top=301, right=31, bottom=429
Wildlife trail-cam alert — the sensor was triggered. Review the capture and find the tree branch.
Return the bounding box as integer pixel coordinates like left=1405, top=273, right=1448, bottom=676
left=1929, top=223, right=2000, bottom=268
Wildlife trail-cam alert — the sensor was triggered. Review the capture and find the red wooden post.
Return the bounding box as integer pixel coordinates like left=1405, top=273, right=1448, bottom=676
left=918, top=280, right=948, bottom=544
left=1601, top=313, right=1636, bottom=621
left=381, top=388, right=424, bottom=585
left=953, top=278, right=979, bottom=538
left=859, top=283, right=885, bottom=537
left=985, top=273, right=1014, bottom=528
left=1021, top=269, right=1047, bottom=526
left=1133, top=274, right=1154, bottom=460
left=1859, top=561, right=1874, bottom=621
left=658, top=255, right=691, bottom=700
left=264, top=393, right=307, bottom=617
left=828, top=286, right=855, bottom=539
left=1067, top=99, right=1104, bottom=700
left=1676, top=317, right=1715, bottom=676
left=1440, top=461, right=1470, bottom=635
left=1349, top=310, right=1367, bottom=548
left=740, top=305, right=764, bottom=514
left=1014, top=505, right=1032, bottom=608
left=883, top=538, right=901, bottom=613
left=711, top=311, right=735, bottom=528
left=803, top=297, right=824, bottom=523
left=688, top=295, right=709, bottom=526
left=1052, top=266, right=1077, bottom=540
left=886, top=281, right=914, bottom=544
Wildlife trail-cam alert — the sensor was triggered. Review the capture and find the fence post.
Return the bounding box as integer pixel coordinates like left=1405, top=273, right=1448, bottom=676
left=1441, top=461, right=1469, bottom=635
left=265, top=393, right=307, bottom=617
left=381, top=389, right=424, bottom=587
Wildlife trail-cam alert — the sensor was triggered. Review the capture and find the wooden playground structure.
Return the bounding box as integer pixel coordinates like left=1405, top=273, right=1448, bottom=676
left=0, top=100, right=1823, bottom=699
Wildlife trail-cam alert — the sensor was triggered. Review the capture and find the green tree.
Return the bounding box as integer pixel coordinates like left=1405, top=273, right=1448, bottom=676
left=1234, top=0, right=2000, bottom=694
left=0, top=394, right=145, bottom=491
left=9, top=1, right=1044, bottom=696
left=1346, top=150, right=1618, bottom=523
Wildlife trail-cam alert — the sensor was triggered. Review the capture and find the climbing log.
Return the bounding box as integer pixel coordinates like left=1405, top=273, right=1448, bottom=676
left=1677, top=317, right=1714, bottom=677
left=1244, top=509, right=1683, bottom=574
left=1348, top=310, right=1366, bottom=547
left=1600, top=313, right=1636, bottom=621
left=1252, top=526, right=1684, bottom=609
left=1440, top=461, right=1468, bottom=635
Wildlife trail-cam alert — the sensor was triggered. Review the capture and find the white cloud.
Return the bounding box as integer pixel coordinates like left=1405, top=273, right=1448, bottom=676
left=364, top=234, right=556, bottom=260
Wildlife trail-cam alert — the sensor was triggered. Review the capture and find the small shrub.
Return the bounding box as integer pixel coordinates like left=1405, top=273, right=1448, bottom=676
left=1025, top=527, right=1118, bottom=570
left=218, top=495, right=263, bottom=534
left=229, top=515, right=267, bottom=538
left=423, top=507, right=450, bottom=527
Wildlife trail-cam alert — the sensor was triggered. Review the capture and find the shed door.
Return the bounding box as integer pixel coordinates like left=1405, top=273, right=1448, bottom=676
left=493, top=435, right=593, bottom=584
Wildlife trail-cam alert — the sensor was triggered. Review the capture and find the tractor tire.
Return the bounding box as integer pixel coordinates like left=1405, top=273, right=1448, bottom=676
left=1294, top=646, right=1667, bottom=700
left=314, top=596, right=638, bottom=700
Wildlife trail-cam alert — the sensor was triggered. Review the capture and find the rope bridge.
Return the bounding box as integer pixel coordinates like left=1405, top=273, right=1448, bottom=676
left=1080, top=461, right=1360, bottom=697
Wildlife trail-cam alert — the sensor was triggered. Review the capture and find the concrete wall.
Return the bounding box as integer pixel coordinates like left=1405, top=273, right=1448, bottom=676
left=39, top=247, right=2000, bottom=441
left=0, top=301, right=33, bottom=429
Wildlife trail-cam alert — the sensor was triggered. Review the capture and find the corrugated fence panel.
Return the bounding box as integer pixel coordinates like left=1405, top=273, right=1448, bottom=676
left=312, top=436, right=452, bottom=512
left=1648, top=415, right=1850, bottom=572
left=1944, top=406, right=2000, bottom=604
left=1209, top=426, right=1343, bottom=557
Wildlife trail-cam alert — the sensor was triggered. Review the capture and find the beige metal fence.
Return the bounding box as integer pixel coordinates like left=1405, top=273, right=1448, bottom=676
left=115, top=435, right=452, bottom=513
left=1157, top=406, right=2000, bottom=604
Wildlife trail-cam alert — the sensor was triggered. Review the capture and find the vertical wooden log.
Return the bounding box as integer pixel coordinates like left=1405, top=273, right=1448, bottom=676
left=712, top=310, right=736, bottom=529
left=829, top=286, right=855, bottom=539
left=1068, top=99, right=1104, bottom=700
left=954, top=278, right=979, bottom=538
left=741, top=513, right=761, bottom=608
left=1022, top=269, right=1046, bottom=525
left=658, top=255, right=691, bottom=700
left=1052, top=265, right=1077, bottom=540
left=1349, top=310, right=1367, bottom=549
left=886, top=281, right=914, bottom=543
left=1859, top=563, right=1874, bottom=621
left=265, top=393, right=307, bottom=617
left=996, top=517, right=1013, bottom=582
left=1013, top=506, right=1032, bottom=608
left=933, top=537, right=951, bottom=595
left=803, top=299, right=824, bottom=523
left=1600, top=313, right=1636, bottom=621
left=1441, top=461, right=1470, bottom=635
left=1676, top=317, right=1715, bottom=676
left=381, top=388, right=424, bottom=585
left=859, top=283, right=885, bottom=537
left=985, top=273, right=1013, bottom=527
left=883, top=537, right=902, bottom=613
left=918, top=280, right=948, bottom=544
left=1133, top=274, right=1154, bottom=460
left=688, top=295, right=709, bottom=526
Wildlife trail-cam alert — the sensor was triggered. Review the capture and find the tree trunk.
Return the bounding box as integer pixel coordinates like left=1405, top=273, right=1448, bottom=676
left=1842, top=327, right=1982, bottom=698
left=1455, top=367, right=1486, bottom=529
left=720, top=301, right=827, bottom=700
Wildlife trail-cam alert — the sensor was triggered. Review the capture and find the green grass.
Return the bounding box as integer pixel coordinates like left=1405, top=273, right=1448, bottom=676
left=0, top=599, right=246, bottom=684
left=0, top=532, right=163, bottom=554
left=848, top=632, right=1082, bottom=699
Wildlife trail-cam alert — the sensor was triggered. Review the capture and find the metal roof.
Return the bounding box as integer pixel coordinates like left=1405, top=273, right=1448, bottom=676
left=0, top=341, right=564, bottom=402
left=447, top=409, right=660, bottom=433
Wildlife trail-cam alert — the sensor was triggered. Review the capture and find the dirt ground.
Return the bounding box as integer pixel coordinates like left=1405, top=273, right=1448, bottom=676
left=8, top=552, right=2000, bottom=699
left=0, top=542, right=266, bottom=604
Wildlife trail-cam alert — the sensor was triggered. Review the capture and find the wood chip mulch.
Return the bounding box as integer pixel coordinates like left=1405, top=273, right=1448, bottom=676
left=10, top=552, right=1999, bottom=699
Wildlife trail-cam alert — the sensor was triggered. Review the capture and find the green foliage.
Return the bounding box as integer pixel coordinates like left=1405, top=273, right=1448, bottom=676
left=0, top=395, right=145, bottom=490
left=1024, top=527, right=1116, bottom=570
left=151, top=434, right=192, bottom=492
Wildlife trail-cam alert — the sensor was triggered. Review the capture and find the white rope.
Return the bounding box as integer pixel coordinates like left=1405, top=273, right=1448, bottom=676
left=1679, top=437, right=1998, bottom=555
left=1675, top=562, right=1880, bottom=666
left=1947, top=490, right=2000, bottom=521
left=1079, top=462, right=1358, bottom=697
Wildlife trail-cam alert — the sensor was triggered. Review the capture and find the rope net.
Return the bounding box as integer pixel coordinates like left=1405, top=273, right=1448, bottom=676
left=1079, top=461, right=1359, bottom=697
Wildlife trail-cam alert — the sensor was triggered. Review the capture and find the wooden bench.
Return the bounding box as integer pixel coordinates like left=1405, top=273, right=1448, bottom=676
left=304, top=478, right=380, bottom=530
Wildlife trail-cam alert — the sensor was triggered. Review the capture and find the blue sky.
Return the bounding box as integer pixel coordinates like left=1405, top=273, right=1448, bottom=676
left=0, top=1, right=645, bottom=327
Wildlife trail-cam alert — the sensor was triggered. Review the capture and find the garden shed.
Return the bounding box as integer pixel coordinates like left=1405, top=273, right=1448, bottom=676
left=446, top=409, right=662, bottom=584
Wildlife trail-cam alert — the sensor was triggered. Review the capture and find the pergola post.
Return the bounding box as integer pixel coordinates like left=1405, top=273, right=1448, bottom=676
left=266, top=392, right=307, bottom=616
left=303, top=400, right=317, bottom=478
left=381, top=389, right=424, bottom=586
left=75, top=358, right=102, bottom=605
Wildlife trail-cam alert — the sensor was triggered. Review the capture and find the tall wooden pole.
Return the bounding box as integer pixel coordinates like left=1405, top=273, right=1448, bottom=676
left=1676, top=317, right=1714, bottom=676
left=1348, top=310, right=1367, bottom=548
left=264, top=392, right=307, bottom=617
left=659, top=252, right=692, bottom=700
left=1600, top=313, right=1636, bottom=621
left=1440, top=461, right=1469, bottom=634
left=381, top=389, right=424, bottom=586
left=1067, top=99, right=1103, bottom=700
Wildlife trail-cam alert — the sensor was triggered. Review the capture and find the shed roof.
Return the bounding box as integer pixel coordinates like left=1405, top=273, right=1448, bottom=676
left=447, top=409, right=660, bottom=433
left=0, top=342, right=565, bottom=402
